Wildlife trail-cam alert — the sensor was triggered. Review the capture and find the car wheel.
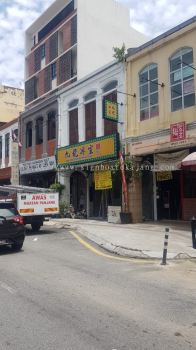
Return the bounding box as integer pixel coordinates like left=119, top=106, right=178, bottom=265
left=12, top=242, right=23, bottom=251
left=31, top=223, right=41, bottom=232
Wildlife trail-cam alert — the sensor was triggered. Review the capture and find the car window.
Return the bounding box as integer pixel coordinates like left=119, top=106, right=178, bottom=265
left=0, top=208, right=18, bottom=217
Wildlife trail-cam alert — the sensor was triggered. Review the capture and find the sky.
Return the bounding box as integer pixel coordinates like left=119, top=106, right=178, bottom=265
left=0, top=0, right=196, bottom=88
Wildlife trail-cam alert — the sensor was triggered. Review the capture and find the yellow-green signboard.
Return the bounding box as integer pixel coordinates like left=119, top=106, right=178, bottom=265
left=94, top=170, right=112, bottom=190
left=57, top=134, right=119, bottom=167
left=104, top=100, right=118, bottom=122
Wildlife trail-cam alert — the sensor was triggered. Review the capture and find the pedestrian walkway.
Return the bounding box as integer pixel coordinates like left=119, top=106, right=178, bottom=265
left=45, top=218, right=196, bottom=259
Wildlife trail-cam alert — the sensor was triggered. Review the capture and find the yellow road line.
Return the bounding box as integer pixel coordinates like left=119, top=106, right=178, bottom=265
left=69, top=230, right=147, bottom=263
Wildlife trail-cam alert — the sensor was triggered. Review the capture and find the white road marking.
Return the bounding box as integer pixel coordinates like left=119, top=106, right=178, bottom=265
left=33, top=238, right=38, bottom=241
left=0, top=281, right=16, bottom=294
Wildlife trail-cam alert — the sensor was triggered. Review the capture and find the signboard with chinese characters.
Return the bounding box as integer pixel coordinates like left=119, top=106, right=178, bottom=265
left=57, top=134, right=119, bottom=167
left=104, top=100, right=118, bottom=122
left=19, top=156, right=56, bottom=175
left=170, top=122, right=186, bottom=142
left=156, top=172, right=173, bottom=182
left=94, top=170, right=112, bottom=190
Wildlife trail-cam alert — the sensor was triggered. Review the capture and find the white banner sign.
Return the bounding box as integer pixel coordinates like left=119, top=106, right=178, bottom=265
left=154, top=150, right=189, bottom=171
left=19, top=156, right=56, bottom=175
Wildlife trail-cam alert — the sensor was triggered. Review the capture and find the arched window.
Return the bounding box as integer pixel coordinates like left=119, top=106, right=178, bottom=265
left=84, top=91, right=97, bottom=141
left=68, top=99, right=78, bottom=109
left=26, top=121, right=32, bottom=148
left=84, top=91, right=97, bottom=102
left=48, top=111, right=56, bottom=140
left=102, top=80, right=118, bottom=93
left=170, top=47, right=195, bottom=111
left=102, top=80, right=118, bottom=135
left=36, top=117, right=43, bottom=145
left=139, top=63, right=159, bottom=121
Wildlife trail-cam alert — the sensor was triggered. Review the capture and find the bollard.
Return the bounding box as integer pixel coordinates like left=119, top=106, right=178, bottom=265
left=191, top=217, right=196, bottom=249
left=161, top=227, right=169, bottom=265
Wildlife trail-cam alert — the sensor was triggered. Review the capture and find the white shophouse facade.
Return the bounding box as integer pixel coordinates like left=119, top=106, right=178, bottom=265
left=57, top=61, right=126, bottom=217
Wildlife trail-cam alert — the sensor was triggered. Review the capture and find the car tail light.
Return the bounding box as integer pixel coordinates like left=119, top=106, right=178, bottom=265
left=13, top=216, right=24, bottom=225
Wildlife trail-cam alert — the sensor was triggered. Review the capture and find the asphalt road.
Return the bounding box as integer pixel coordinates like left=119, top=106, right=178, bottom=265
left=0, top=226, right=195, bottom=350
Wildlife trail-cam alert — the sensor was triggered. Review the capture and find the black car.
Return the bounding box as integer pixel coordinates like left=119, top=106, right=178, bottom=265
left=0, top=202, right=25, bottom=251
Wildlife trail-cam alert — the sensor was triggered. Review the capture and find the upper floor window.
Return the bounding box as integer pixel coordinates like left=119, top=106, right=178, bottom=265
left=139, top=64, right=159, bottom=121
left=103, top=90, right=118, bottom=136
left=85, top=100, right=96, bottom=141
left=26, top=122, right=32, bottom=148
left=48, top=111, right=56, bottom=140
left=170, top=47, right=195, bottom=112
left=51, top=63, right=57, bottom=80
left=69, top=108, right=78, bottom=145
left=41, top=44, right=45, bottom=59
left=0, top=136, right=2, bottom=160
left=103, top=80, right=118, bottom=93
left=5, top=133, right=10, bottom=158
left=36, top=117, right=43, bottom=145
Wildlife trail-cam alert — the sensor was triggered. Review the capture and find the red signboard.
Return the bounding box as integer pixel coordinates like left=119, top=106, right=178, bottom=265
left=170, top=122, right=186, bottom=142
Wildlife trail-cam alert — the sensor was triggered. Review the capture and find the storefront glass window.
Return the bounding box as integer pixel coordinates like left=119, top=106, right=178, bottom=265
left=139, top=63, right=159, bottom=121
left=170, top=47, right=195, bottom=112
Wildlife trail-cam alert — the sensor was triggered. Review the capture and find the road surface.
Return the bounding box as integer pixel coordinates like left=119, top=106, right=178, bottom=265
left=0, top=226, right=195, bottom=350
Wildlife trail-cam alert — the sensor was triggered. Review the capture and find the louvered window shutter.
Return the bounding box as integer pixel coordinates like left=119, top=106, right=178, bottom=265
left=49, top=32, right=58, bottom=62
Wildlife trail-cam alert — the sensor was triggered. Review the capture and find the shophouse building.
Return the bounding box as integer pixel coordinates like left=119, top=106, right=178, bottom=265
left=125, top=16, right=196, bottom=222
left=56, top=61, right=126, bottom=218
left=0, top=119, right=20, bottom=186
left=0, top=85, right=24, bottom=123
left=20, top=0, right=147, bottom=189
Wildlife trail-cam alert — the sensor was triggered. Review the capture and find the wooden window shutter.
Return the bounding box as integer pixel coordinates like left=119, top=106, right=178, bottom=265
left=34, top=47, right=41, bottom=72
left=69, top=108, right=78, bottom=145
left=85, top=101, right=96, bottom=141
left=25, top=77, right=37, bottom=104
left=44, top=66, right=51, bottom=92
left=59, top=51, right=72, bottom=84
left=49, top=32, right=58, bottom=62
left=71, top=15, right=77, bottom=45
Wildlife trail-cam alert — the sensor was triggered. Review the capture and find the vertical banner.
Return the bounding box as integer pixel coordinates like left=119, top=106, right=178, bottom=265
left=94, top=170, right=112, bottom=190
left=119, top=152, right=128, bottom=211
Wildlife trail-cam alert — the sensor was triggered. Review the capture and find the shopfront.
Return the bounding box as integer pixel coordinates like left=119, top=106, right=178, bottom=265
left=19, top=156, right=57, bottom=188
left=57, top=133, right=121, bottom=218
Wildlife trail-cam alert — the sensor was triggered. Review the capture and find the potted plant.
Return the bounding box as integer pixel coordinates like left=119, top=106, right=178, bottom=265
left=50, top=182, right=65, bottom=195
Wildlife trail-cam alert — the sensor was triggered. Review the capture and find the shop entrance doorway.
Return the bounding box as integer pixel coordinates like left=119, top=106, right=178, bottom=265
left=157, top=171, right=181, bottom=220
left=70, top=171, right=87, bottom=212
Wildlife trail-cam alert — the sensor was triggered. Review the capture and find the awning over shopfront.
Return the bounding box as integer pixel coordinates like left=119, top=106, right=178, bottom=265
left=154, top=149, right=189, bottom=171
left=181, top=152, right=196, bottom=167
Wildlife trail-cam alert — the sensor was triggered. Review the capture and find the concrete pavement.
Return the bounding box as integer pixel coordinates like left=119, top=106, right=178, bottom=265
left=44, top=218, right=196, bottom=260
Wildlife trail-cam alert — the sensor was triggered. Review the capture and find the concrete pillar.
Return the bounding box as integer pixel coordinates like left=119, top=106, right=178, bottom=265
left=8, top=130, right=12, bottom=166
left=96, top=89, right=104, bottom=137
left=31, top=119, right=36, bottom=160
left=2, top=134, right=5, bottom=167
left=60, top=105, right=69, bottom=147
left=21, top=121, right=26, bottom=162
left=42, top=114, right=47, bottom=156
left=128, top=176, right=142, bottom=223
left=86, top=176, right=90, bottom=218
left=78, top=98, right=85, bottom=142
left=153, top=170, right=158, bottom=221
left=117, top=79, right=125, bottom=141
left=59, top=171, right=71, bottom=205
